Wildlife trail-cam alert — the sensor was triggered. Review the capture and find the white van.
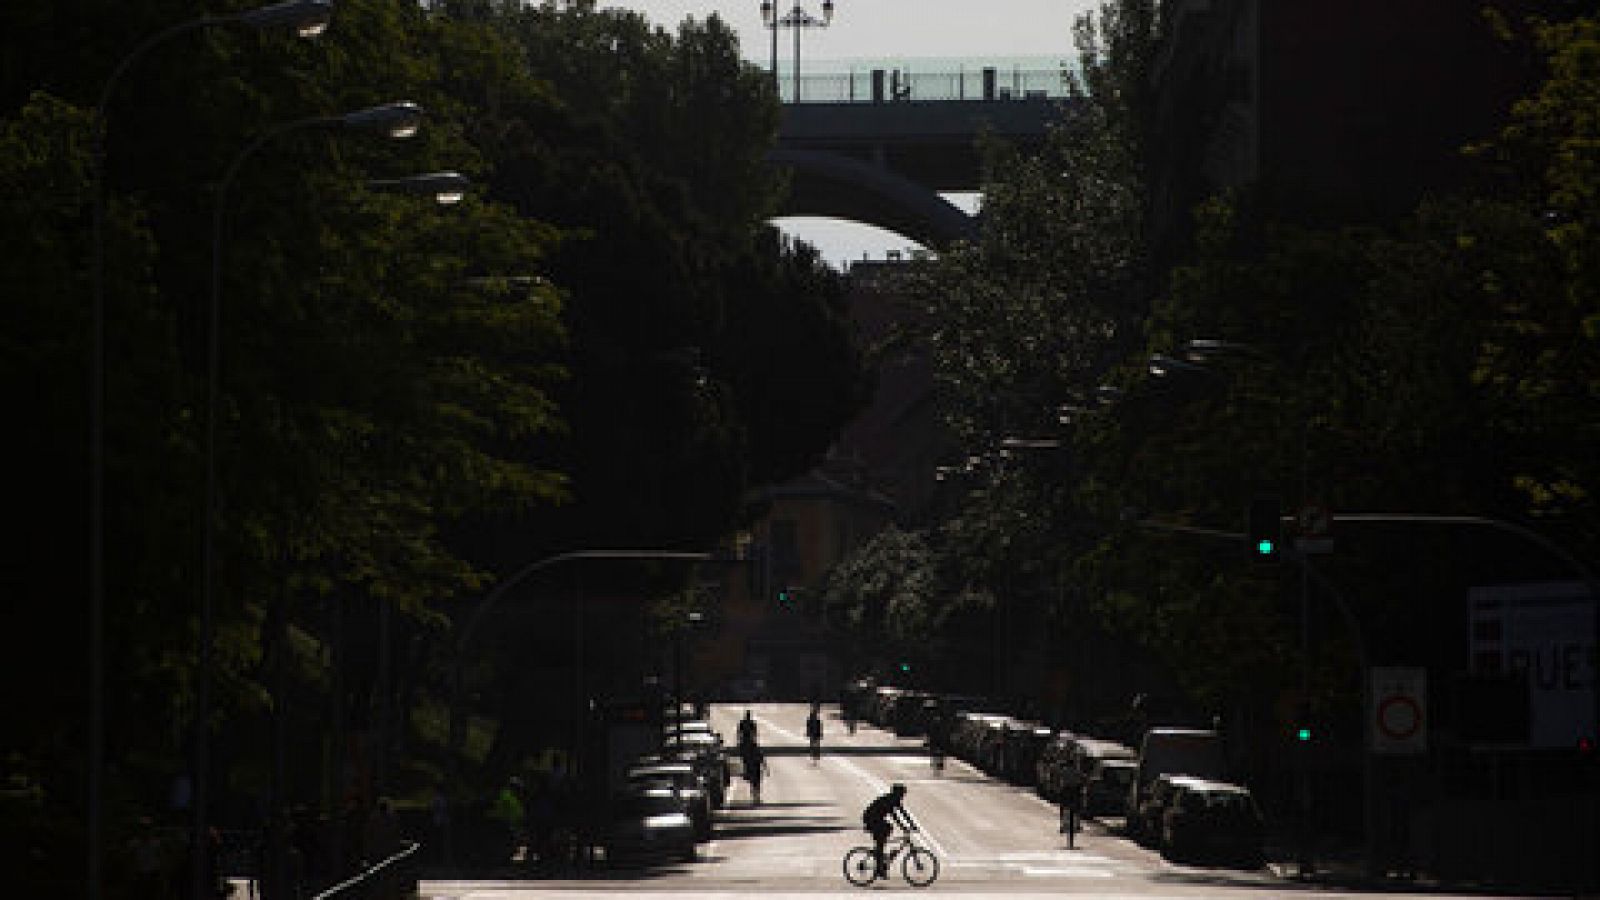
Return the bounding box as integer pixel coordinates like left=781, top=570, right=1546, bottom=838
left=1126, top=727, right=1227, bottom=840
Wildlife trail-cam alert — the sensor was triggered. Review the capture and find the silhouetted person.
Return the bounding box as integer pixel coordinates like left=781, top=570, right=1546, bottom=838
left=736, top=709, right=758, bottom=749
left=1059, top=764, right=1085, bottom=848
left=862, top=783, right=917, bottom=879
left=740, top=741, right=770, bottom=805
left=806, top=709, right=823, bottom=763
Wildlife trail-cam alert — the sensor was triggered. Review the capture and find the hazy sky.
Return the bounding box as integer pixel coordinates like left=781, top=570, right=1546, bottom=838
left=604, top=1, right=1103, bottom=267
left=609, top=1, right=1094, bottom=63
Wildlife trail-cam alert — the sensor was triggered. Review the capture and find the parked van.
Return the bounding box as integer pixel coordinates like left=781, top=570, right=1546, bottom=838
left=1126, top=727, right=1227, bottom=841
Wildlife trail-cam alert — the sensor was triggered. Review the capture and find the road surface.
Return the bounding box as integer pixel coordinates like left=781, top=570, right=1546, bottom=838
left=419, top=702, right=1522, bottom=899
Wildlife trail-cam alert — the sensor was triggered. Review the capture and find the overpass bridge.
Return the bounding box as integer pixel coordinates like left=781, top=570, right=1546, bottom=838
left=770, top=64, right=1077, bottom=247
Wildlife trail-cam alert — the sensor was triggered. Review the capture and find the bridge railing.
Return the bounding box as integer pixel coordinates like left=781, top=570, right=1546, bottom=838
left=779, top=65, right=1068, bottom=104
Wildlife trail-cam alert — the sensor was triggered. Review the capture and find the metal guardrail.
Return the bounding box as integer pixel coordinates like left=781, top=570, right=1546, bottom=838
left=312, top=840, right=422, bottom=900
left=778, top=66, right=1067, bottom=104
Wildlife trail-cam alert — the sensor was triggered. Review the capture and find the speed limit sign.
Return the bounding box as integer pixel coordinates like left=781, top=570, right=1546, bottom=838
left=1370, top=667, right=1427, bottom=754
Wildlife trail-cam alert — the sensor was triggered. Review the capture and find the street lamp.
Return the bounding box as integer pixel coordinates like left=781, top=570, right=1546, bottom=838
left=368, top=170, right=470, bottom=204
left=760, top=0, right=836, bottom=103
left=85, top=4, right=331, bottom=896
left=199, top=99, right=422, bottom=899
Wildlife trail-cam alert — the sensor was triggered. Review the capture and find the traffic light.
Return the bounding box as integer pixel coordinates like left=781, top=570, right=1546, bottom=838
left=1296, top=725, right=1312, bottom=742
left=777, top=588, right=795, bottom=610
left=898, top=662, right=912, bottom=674
left=1247, top=494, right=1283, bottom=561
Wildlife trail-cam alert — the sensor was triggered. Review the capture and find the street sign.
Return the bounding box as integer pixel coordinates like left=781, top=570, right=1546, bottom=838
left=1370, top=666, right=1427, bottom=754
left=1468, top=581, right=1596, bottom=748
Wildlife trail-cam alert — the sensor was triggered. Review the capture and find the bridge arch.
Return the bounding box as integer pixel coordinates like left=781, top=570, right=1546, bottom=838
left=769, top=148, right=977, bottom=249
left=769, top=94, right=1069, bottom=252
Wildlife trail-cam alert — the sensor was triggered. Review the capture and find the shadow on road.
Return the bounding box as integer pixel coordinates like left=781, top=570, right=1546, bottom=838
left=759, top=744, right=949, bottom=758
left=711, top=799, right=850, bottom=842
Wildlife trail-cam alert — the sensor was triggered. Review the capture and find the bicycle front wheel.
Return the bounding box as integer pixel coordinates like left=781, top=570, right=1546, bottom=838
left=843, top=847, right=878, bottom=887
left=902, top=846, right=939, bottom=887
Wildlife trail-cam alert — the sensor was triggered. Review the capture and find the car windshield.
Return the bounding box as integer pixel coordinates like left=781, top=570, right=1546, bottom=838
left=1206, top=792, right=1260, bottom=818
left=1102, top=766, right=1134, bottom=786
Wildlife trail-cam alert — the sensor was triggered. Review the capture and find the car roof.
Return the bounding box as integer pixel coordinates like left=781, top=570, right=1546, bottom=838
left=628, top=762, right=694, bottom=774
left=1155, top=773, right=1212, bottom=787
left=1173, top=778, right=1252, bottom=794
left=1076, top=738, right=1136, bottom=754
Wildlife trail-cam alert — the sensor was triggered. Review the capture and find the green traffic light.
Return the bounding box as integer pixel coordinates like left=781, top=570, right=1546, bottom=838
left=899, top=662, right=910, bottom=673
left=1257, top=539, right=1276, bottom=555
left=1296, top=727, right=1311, bottom=742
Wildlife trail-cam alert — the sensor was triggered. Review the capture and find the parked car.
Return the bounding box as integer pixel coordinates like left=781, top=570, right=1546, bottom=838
left=1132, top=773, right=1209, bottom=845
left=638, top=744, right=726, bottom=809
left=890, top=691, right=934, bottom=737
left=662, top=720, right=717, bottom=747
left=1158, top=779, right=1265, bottom=866
left=1083, top=757, right=1137, bottom=817
left=1127, top=727, right=1227, bottom=842
left=841, top=678, right=876, bottom=723
left=952, top=713, right=1007, bottom=766
left=599, top=788, right=698, bottom=866
left=871, top=686, right=905, bottom=726
left=625, top=761, right=712, bottom=841
left=1035, top=732, right=1079, bottom=802
left=1002, top=721, right=1054, bottom=785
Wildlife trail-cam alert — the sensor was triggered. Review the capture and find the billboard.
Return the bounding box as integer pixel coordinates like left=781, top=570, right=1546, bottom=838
left=1468, top=581, right=1596, bottom=748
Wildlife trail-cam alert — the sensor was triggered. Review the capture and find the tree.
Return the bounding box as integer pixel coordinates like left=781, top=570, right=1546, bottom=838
left=0, top=0, right=572, bottom=867
left=456, top=1, right=868, bottom=559
left=864, top=0, right=1158, bottom=702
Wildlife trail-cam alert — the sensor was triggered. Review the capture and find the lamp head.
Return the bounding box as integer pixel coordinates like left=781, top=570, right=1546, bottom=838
left=367, top=171, right=469, bottom=205
left=238, top=0, right=333, bottom=37
left=341, top=102, right=423, bottom=139
left=822, top=0, right=835, bottom=23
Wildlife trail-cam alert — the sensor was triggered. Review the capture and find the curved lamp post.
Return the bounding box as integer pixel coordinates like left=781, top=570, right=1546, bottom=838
left=443, top=550, right=711, bottom=858
left=85, top=4, right=331, bottom=896
left=760, top=0, right=836, bottom=102
left=198, top=99, right=422, bottom=899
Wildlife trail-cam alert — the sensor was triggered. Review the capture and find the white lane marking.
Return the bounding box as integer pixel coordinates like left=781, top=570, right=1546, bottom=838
left=1021, top=865, right=1116, bottom=877
left=753, top=712, right=952, bottom=862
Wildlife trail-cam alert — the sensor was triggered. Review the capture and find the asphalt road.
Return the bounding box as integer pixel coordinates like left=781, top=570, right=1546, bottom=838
left=419, top=702, right=1524, bottom=899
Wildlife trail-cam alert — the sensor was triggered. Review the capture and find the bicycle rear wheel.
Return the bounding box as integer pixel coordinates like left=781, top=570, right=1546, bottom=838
left=902, top=846, right=939, bottom=887
left=843, top=846, right=878, bottom=887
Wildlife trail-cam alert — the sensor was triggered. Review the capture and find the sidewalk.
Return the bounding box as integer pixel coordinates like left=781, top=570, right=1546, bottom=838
left=1262, top=837, right=1594, bottom=897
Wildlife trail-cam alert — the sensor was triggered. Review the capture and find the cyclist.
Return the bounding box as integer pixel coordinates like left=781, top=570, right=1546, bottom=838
left=805, top=708, right=823, bottom=763
left=862, top=783, right=918, bottom=879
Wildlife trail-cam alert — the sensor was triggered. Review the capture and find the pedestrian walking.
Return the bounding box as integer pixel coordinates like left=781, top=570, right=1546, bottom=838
left=490, top=776, right=526, bottom=865
left=736, top=709, right=758, bottom=750
left=805, top=709, right=824, bottom=764
left=1059, top=764, right=1085, bottom=849
left=740, top=741, right=770, bottom=805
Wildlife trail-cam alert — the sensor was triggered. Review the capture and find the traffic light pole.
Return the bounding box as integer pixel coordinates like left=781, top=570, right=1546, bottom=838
left=1139, top=510, right=1598, bottom=882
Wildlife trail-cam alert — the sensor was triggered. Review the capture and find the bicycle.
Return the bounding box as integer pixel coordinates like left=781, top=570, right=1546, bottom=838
left=843, top=827, right=939, bottom=888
